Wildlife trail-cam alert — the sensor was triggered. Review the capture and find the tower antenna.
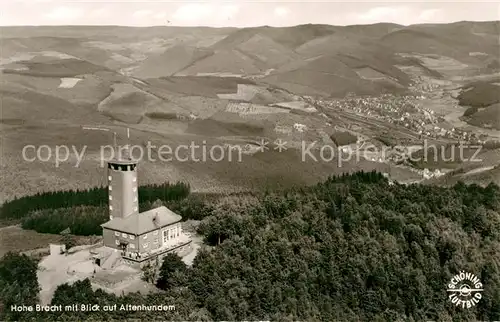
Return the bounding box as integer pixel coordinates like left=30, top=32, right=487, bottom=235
left=82, top=126, right=118, bottom=158
left=123, top=128, right=131, bottom=160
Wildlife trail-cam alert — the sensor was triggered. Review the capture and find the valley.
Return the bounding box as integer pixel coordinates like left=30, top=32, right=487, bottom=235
left=0, top=22, right=499, bottom=203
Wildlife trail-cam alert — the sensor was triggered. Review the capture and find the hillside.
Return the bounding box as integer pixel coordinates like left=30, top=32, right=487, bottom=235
left=464, top=103, right=500, bottom=130
left=457, top=79, right=500, bottom=130
left=131, top=45, right=215, bottom=78
left=234, top=34, right=300, bottom=68
left=382, top=21, right=500, bottom=63
left=211, top=24, right=339, bottom=50
left=0, top=57, right=404, bottom=202
left=1, top=21, right=499, bottom=200
left=2, top=21, right=498, bottom=95
left=176, top=49, right=262, bottom=76
left=263, top=53, right=408, bottom=97
left=458, top=80, right=500, bottom=108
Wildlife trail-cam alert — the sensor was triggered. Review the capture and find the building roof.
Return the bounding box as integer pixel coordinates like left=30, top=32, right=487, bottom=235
left=101, top=206, right=181, bottom=235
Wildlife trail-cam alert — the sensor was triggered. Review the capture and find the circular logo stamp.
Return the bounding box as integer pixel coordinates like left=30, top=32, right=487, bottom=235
left=447, top=271, right=484, bottom=309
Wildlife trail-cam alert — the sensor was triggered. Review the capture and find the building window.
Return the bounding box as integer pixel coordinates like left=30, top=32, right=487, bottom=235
left=133, top=187, right=137, bottom=192
left=109, top=205, right=113, bottom=211
left=134, top=196, right=138, bottom=202
left=163, top=230, right=168, bottom=242
left=129, top=244, right=135, bottom=249
left=134, top=207, right=138, bottom=212
left=109, top=185, right=112, bottom=191
left=143, top=243, right=149, bottom=248
left=108, top=175, right=112, bottom=181
left=115, top=240, right=119, bottom=245
left=109, top=195, right=112, bottom=200
left=133, top=177, right=137, bottom=182
left=110, top=215, right=113, bottom=220
left=122, top=233, right=127, bottom=238
left=143, top=234, right=147, bottom=239
left=130, top=235, right=135, bottom=240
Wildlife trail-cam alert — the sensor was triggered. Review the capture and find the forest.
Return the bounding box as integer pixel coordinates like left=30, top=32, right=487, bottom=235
left=0, top=182, right=194, bottom=235
left=1, top=171, right=499, bottom=321
left=0, top=182, right=190, bottom=220
left=20, top=195, right=214, bottom=236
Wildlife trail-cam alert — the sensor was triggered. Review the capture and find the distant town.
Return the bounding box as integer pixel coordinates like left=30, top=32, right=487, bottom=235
left=308, top=77, right=482, bottom=145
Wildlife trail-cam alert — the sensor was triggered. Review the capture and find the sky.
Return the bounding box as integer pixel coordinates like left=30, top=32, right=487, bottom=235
left=1, top=1, right=499, bottom=27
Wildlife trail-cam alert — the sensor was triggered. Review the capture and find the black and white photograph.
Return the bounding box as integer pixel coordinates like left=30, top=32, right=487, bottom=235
left=0, top=0, right=499, bottom=321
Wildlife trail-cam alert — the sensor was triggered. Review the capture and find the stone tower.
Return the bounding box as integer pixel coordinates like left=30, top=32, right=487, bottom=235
left=107, top=145, right=139, bottom=220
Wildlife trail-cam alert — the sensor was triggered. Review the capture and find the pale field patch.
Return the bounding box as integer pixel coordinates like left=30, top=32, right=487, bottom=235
left=463, top=166, right=496, bottom=176
left=58, top=77, right=82, bottom=88
left=225, top=102, right=290, bottom=115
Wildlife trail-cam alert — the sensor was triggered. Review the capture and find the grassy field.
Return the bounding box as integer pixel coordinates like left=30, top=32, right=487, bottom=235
left=330, top=131, right=358, bottom=146
left=0, top=225, right=101, bottom=258
left=409, top=144, right=491, bottom=170
left=145, top=76, right=256, bottom=97
left=427, top=165, right=500, bottom=187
